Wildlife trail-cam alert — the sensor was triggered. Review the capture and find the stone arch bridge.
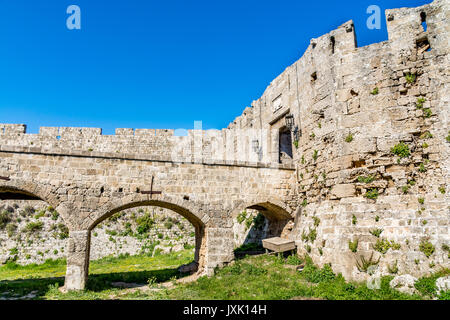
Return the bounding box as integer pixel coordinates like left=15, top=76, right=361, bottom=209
left=0, top=124, right=296, bottom=290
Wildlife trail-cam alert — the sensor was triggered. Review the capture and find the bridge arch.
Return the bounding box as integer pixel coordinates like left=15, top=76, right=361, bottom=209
left=0, top=178, right=61, bottom=210
left=0, top=178, right=76, bottom=228
left=231, top=199, right=294, bottom=250
left=230, top=198, right=293, bottom=221
left=89, top=193, right=209, bottom=231
left=63, top=193, right=210, bottom=290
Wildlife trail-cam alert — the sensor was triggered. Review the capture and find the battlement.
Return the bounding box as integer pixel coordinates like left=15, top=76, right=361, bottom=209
left=0, top=123, right=296, bottom=168
left=229, top=0, right=447, bottom=131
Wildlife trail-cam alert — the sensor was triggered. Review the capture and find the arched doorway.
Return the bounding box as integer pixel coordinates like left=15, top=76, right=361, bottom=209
left=233, top=201, right=293, bottom=254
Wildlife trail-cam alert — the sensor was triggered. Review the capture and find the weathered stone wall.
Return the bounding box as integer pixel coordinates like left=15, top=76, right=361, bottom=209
left=228, top=0, right=449, bottom=280
left=0, top=0, right=448, bottom=289
left=0, top=124, right=286, bottom=166
left=0, top=130, right=294, bottom=289
left=0, top=200, right=195, bottom=265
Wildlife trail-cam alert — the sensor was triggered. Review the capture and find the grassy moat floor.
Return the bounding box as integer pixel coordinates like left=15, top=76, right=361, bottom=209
left=0, top=249, right=448, bottom=300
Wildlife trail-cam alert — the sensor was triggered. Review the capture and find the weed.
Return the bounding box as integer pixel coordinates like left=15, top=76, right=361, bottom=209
left=286, top=254, right=302, bottom=266
left=236, top=211, right=247, bottom=224
left=423, top=108, right=432, bottom=118
left=369, top=229, right=383, bottom=238
left=301, top=262, right=335, bottom=283
left=416, top=97, right=426, bottom=108
left=357, top=175, right=375, bottom=183
left=345, top=134, right=353, bottom=143
left=420, top=131, right=433, bottom=139
left=6, top=223, right=17, bottom=238
left=401, top=185, right=409, bottom=194
left=312, top=150, right=318, bottom=161
left=365, top=188, right=379, bottom=200
left=312, top=216, right=321, bottom=227
left=0, top=210, right=11, bottom=229
left=405, top=73, right=416, bottom=84
left=24, top=221, right=43, bottom=233
left=419, top=240, right=435, bottom=258
left=373, top=239, right=401, bottom=254
left=349, top=239, right=358, bottom=253
left=391, top=142, right=410, bottom=158
left=34, top=210, right=45, bottom=219
left=388, top=260, right=399, bottom=274
left=419, top=163, right=427, bottom=173
left=136, top=213, right=155, bottom=234
left=355, top=252, right=380, bottom=273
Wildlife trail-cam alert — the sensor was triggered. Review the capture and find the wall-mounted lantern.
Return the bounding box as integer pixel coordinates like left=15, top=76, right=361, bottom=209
left=285, top=113, right=300, bottom=141
left=285, top=114, right=294, bottom=130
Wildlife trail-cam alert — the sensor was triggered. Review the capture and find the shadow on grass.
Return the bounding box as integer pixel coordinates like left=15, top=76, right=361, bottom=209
left=0, top=266, right=191, bottom=299
left=87, top=267, right=190, bottom=291
left=0, top=277, right=65, bottom=300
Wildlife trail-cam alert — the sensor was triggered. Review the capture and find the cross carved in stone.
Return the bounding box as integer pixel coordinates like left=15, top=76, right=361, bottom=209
left=140, top=175, right=162, bottom=197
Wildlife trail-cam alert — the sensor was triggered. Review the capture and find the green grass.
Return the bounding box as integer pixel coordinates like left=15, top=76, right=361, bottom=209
left=150, top=255, right=429, bottom=300
left=0, top=249, right=194, bottom=300
left=1, top=251, right=448, bottom=300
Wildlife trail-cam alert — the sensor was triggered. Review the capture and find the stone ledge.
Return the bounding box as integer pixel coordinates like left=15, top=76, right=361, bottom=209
left=0, top=146, right=295, bottom=170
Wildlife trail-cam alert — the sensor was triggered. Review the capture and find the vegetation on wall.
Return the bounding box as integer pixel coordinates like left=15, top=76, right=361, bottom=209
left=391, top=143, right=410, bottom=158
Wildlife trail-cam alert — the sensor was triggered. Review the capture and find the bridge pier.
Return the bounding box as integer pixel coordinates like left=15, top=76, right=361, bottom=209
left=204, top=227, right=234, bottom=275
left=64, top=230, right=91, bottom=291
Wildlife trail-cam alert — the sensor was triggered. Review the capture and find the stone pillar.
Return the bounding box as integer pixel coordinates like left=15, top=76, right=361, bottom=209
left=204, top=227, right=234, bottom=276
left=64, top=230, right=91, bottom=291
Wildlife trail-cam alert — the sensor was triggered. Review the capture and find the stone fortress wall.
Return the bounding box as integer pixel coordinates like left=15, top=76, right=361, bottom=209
left=227, top=0, right=449, bottom=280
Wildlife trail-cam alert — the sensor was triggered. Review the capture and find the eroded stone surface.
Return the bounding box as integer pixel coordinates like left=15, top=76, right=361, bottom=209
left=0, top=0, right=449, bottom=290
left=389, top=274, right=418, bottom=295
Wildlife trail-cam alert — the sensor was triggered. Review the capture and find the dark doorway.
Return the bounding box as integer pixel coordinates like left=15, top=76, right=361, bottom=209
left=279, top=127, right=293, bottom=164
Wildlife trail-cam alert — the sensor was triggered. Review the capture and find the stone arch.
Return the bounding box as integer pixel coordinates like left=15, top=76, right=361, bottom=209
left=0, top=178, right=73, bottom=228
left=89, top=193, right=209, bottom=230
left=231, top=198, right=293, bottom=221
left=231, top=198, right=294, bottom=249
left=0, top=178, right=60, bottom=209
left=89, top=193, right=207, bottom=270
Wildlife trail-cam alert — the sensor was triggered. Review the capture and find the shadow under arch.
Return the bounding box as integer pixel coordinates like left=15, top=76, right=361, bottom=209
left=0, top=179, right=60, bottom=209
left=88, top=194, right=209, bottom=274
left=231, top=199, right=294, bottom=251
left=0, top=179, right=72, bottom=227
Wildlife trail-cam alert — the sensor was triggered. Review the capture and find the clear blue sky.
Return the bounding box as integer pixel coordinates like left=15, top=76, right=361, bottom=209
left=0, top=0, right=432, bottom=134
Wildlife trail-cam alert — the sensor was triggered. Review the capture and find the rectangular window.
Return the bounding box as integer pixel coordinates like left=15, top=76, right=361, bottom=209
left=272, top=94, right=282, bottom=113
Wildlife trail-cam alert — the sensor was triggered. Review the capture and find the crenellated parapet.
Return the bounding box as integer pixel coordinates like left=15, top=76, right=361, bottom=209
left=0, top=124, right=294, bottom=169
